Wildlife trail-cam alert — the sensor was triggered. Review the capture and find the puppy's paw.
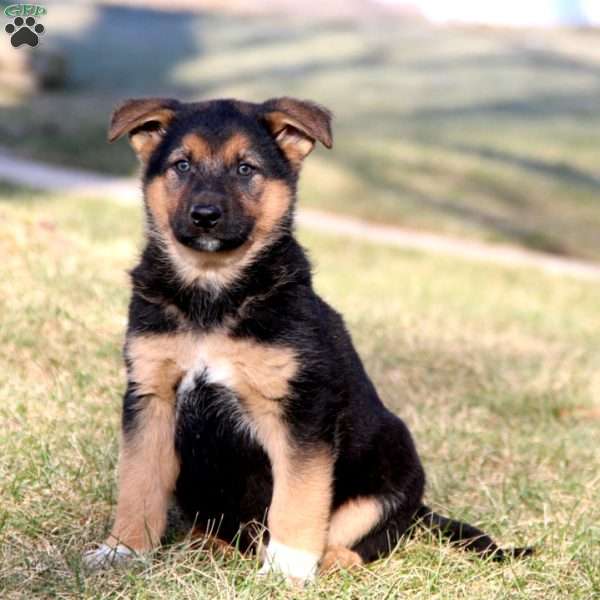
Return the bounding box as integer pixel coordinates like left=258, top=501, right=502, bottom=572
left=258, top=539, right=319, bottom=585
left=82, top=542, right=135, bottom=570
left=319, top=545, right=363, bottom=573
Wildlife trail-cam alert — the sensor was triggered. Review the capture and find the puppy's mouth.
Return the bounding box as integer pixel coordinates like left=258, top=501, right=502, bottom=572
left=174, top=228, right=253, bottom=254
left=187, top=236, right=222, bottom=252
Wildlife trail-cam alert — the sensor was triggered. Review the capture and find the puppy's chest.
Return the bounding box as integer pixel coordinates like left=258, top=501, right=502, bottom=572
left=180, top=331, right=297, bottom=402
left=127, top=330, right=298, bottom=411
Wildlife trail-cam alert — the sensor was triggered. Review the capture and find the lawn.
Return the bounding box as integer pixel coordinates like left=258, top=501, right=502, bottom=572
left=2, top=4, right=600, bottom=260
left=0, top=182, right=599, bottom=598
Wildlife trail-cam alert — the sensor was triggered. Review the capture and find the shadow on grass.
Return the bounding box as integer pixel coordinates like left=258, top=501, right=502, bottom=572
left=331, top=149, right=572, bottom=255
left=2, top=7, right=600, bottom=258
left=443, top=142, right=600, bottom=191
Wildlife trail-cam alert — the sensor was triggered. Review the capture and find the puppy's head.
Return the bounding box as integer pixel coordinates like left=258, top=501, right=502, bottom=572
left=109, top=97, right=332, bottom=283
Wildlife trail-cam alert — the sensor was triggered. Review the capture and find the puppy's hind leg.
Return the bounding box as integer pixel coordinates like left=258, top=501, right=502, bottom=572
left=322, top=495, right=407, bottom=571
left=320, top=497, right=380, bottom=573
left=348, top=501, right=416, bottom=565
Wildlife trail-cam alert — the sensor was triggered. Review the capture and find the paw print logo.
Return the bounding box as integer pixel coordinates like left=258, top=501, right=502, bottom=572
left=5, top=16, right=44, bottom=48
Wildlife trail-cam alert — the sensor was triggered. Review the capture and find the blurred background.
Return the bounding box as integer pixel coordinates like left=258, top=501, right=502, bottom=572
left=2, top=0, right=600, bottom=260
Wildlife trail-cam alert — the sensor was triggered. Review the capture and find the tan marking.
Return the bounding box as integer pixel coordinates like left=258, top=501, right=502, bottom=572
left=126, top=332, right=198, bottom=397
left=266, top=443, right=334, bottom=556
left=190, top=527, right=237, bottom=556
left=129, top=330, right=298, bottom=405
left=327, top=497, right=383, bottom=548
left=129, top=125, right=168, bottom=164
left=220, top=133, right=251, bottom=165
left=197, top=332, right=297, bottom=401
left=264, top=111, right=316, bottom=167
left=275, top=125, right=314, bottom=167
left=129, top=329, right=300, bottom=452
left=178, top=329, right=330, bottom=557
left=108, top=98, right=177, bottom=164
left=107, top=333, right=197, bottom=552
left=163, top=302, right=187, bottom=326
left=319, top=546, right=363, bottom=572
left=108, top=397, right=179, bottom=551
left=144, top=178, right=250, bottom=290
left=112, top=329, right=331, bottom=558
left=247, top=179, right=292, bottom=248
left=145, top=177, right=178, bottom=232
left=264, top=98, right=333, bottom=148
left=182, top=133, right=211, bottom=162
left=144, top=177, right=293, bottom=292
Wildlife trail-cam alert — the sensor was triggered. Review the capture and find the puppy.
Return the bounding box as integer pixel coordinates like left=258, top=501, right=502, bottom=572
left=84, top=96, right=531, bottom=582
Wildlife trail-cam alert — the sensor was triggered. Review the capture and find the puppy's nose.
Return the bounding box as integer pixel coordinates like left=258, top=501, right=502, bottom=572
left=189, top=204, right=222, bottom=229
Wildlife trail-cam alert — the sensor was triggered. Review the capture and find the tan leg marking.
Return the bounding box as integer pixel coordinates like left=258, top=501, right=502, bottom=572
left=194, top=332, right=333, bottom=577
left=258, top=439, right=333, bottom=581
left=109, top=398, right=179, bottom=551
left=268, top=442, right=334, bottom=555
left=327, top=496, right=384, bottom=548
left=320, top=546, right=363, bottom=572
left=107, top=333, right=197, bottom=552
left=197, top=334, right=331, bottom=553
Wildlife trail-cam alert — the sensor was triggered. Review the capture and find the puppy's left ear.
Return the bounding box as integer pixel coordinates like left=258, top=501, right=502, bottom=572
left=261, top=97, right=332, bottom=168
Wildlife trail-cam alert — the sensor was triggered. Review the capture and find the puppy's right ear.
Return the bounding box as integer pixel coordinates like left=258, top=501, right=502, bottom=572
left=108, top=98, right=180, bottom=162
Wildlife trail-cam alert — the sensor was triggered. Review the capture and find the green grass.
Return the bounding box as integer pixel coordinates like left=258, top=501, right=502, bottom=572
left=1, top=183, right=599, bottom=598
left=2, top=5, right=600, bottom=260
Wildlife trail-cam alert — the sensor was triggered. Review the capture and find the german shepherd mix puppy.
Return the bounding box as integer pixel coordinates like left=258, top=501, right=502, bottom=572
left=83, top=97, right=531, bottom=582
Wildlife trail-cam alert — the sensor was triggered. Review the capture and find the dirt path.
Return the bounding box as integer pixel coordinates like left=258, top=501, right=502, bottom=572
left=2, top=149, right=600, bottom=281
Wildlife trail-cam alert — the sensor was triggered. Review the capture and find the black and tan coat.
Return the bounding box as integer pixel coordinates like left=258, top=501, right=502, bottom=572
left=83, top=96, right=531, bottom=582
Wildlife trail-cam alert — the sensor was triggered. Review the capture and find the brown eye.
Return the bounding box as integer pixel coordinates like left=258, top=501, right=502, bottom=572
left=237, top=163, right=254, bottom=177
left=175, top=160, right=191, bottom=173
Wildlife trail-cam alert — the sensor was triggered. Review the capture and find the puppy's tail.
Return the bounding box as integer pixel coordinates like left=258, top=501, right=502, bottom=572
left=413, top=505, right=534, bottom=561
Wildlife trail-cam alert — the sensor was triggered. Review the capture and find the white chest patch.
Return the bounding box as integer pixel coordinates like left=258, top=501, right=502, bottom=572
left=177, top=332, right=297, bottom=402
left=175, top=333, right=297, bottom=444
left=178, top=347, right=234, bottom=395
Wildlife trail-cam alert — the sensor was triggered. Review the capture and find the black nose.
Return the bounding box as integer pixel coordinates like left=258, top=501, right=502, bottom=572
left=189, top=204, right=222, bottom=229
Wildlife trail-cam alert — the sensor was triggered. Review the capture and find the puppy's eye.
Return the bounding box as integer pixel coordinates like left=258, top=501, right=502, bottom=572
left=175, top=160, right=191, bottom=173
left=237, top=163, right=254, bottom=177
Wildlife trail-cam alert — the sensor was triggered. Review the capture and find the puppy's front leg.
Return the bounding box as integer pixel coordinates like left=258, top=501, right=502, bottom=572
left=260, top=441, right=334, bottom=583
left=110, top=391, right=179, bottom=550
left=84, top=334, right=184, bottom=568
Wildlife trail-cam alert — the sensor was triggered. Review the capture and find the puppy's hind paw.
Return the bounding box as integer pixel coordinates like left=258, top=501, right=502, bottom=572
left=82, top=542, right=135, bottom=571
left=319, top=546, right=363, bottom=573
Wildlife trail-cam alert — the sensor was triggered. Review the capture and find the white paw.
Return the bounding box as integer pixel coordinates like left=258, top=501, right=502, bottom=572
left=259, top=539, right=319, bottom=584
left=82, top=542, right=135, bottom=570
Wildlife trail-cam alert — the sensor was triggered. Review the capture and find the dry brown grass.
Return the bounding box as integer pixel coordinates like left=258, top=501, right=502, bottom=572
left=0, top=183, right=599, bottom=598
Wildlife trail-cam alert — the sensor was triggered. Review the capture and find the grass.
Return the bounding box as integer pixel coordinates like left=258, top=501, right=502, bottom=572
left=2, top=5, right=600, bottom=260
left=1, top=181, right=599, bottom=598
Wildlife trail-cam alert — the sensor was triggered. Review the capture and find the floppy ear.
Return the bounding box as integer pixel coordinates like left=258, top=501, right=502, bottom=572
left=261, top=97, right=332, bottom=168
left=108, top=97, right=180, bottom=162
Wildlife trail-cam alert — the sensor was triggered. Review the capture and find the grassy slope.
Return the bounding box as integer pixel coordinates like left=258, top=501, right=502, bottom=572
left=0, top=184, right=599, bottom=598
left=1, top=5, right=600, bottom=259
